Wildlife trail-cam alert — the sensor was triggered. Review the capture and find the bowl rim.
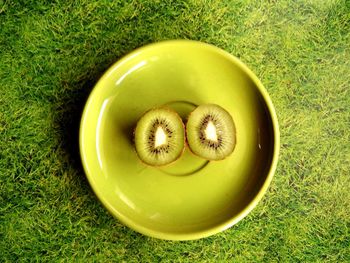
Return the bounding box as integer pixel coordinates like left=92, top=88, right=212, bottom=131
left=79, top=39, right=280, bottom=240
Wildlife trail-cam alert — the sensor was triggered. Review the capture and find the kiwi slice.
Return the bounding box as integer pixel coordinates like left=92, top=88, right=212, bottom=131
left=186, top=104, right=236, bottom=160
left=134, top=108, right=185, bottom=166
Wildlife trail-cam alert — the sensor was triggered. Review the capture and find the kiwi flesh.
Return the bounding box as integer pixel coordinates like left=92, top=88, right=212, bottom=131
left=134, top=108, right=185, bottom=166
left=186, top=104, right=236, bottom=160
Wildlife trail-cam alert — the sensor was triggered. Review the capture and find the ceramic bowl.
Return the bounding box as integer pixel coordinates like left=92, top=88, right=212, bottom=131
left=80, top=40, right=279, bottom=240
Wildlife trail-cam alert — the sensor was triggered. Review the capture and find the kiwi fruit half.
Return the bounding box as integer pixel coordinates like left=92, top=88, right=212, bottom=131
left=134, top=108, right=185, bottom=166
left=186, top=104, right=236, bottom=160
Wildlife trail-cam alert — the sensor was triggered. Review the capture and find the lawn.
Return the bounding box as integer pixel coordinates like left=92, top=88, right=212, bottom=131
left=1, top=0, right=349, bottom=261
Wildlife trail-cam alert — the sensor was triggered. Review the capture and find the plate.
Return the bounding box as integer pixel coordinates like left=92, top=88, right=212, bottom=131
left=79, top=40, right=279, bottom=240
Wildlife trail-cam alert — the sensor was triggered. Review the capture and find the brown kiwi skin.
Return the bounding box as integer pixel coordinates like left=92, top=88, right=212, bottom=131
left=133, top=107, right=186, bottom=167
left=185, top=105, right=237, bottom=161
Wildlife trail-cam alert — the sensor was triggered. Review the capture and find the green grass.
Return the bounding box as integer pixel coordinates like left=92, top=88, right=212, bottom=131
left=1, top=0, right=349, bottom=261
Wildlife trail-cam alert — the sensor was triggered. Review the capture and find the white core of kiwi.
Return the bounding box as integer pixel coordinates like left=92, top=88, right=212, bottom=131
left=203, top=120, right=218, bottom=142
left=154, top=126, right=167, bottom=148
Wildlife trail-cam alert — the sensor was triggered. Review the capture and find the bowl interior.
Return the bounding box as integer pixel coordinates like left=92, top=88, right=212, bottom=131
left=80, top=41, right=277, bottom=240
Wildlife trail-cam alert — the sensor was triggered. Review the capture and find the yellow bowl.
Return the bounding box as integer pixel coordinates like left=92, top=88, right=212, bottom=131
left=80, top=40, right=280, bottom=240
